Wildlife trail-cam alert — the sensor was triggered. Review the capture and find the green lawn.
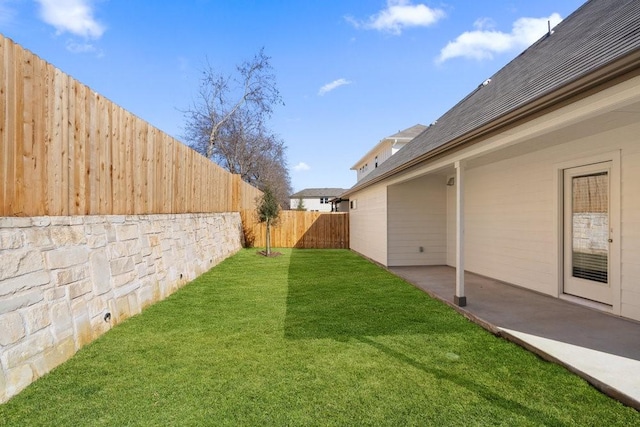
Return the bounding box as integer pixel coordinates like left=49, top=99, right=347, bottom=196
left=1, top=249, right=638, bottom=426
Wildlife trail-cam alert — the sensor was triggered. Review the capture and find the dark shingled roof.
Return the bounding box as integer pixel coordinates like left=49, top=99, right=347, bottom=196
left=348, top=0, right=640, bottom=194
left=290, top=188, right=348, bottom=198
left=386, top=124, right=428, bottom=140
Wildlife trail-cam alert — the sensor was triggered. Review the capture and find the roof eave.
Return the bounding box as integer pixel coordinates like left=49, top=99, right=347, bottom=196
left=342, top=49, right=640, bottom=198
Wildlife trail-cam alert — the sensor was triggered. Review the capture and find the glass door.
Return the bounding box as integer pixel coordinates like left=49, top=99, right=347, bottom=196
left=563, top=162, right=612, bottom=305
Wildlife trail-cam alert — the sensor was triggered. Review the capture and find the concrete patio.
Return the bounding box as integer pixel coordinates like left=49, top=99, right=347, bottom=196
left=390, top=266, right=640, bottom=410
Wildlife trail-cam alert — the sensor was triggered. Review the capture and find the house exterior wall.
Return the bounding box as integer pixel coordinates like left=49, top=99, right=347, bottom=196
left=334, top=200, right=350, bottom=213
left=354, top=142, right=395, bottom=182
left=348, top=185, right=387, bottom=265
left=387, top=175, right=447, bottom=266
left=349, top=73, right=640, bottom=321
left=290, top=197, right=332, bottom=212
left=444, top=122, right=640, bottom=320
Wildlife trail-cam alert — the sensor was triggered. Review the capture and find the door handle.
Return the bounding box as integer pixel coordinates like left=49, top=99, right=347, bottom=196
left=608, top=239, right=613, bottom=243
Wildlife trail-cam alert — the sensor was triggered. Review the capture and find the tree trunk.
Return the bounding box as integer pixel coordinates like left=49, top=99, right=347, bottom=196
left=266, top=217, right=271, bottom=256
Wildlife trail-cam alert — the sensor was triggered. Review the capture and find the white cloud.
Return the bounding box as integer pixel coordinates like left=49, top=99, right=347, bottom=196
left=347, top=0, right=445, bottom=35
left=293, top=162, right=310, bottom=172
left=437, top=13, right=562, bottom=63
left=36, top=0, right=105, bottom=38
left=318, top=78, right=352, bottom=96
left=66, top=40, right=96, bottom=53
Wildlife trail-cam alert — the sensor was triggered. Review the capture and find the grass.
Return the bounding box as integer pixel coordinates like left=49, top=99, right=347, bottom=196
left=1, top=248, right=638, bottom=426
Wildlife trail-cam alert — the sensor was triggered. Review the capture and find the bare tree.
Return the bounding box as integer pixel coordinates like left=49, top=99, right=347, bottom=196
left=183, top=49, right=292, bottom=206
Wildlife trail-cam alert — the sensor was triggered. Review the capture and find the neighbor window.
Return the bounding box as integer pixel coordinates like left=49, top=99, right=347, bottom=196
left=320, top=197, right=329, bottom=204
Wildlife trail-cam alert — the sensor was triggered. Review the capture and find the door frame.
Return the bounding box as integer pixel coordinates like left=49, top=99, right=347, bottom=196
left=554, top=150, right=621, bottom=315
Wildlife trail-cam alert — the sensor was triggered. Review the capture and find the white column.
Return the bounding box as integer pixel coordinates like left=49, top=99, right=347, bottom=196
left=455, top=160, right=467, bottom=306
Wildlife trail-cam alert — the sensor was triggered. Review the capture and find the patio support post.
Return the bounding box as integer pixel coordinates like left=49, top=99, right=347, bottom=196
left=455, top=160, right=467, bottom=307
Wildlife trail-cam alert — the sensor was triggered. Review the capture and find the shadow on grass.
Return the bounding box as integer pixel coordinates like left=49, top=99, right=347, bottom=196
left=284, top=249, right=566, bottom=424
left=357, top=336, right=566, bottom=426
left=284, top=249, right=467, bottom=340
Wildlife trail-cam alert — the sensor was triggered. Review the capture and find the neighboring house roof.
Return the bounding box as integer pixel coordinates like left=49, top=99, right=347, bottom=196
left=350, top=124, right=427, bottom=170
left=345, top=0, right=640, bottom=196
left=290, top=188, right=348, bottom=198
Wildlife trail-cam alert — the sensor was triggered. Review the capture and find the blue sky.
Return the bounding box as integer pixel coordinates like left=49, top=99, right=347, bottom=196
left=1, top=0, right=586, bottom=192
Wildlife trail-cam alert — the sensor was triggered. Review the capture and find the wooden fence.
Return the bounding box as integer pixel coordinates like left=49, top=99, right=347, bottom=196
left=0, top=34, right=261, bottom=216
left=241, top=211, right=349, bottom=249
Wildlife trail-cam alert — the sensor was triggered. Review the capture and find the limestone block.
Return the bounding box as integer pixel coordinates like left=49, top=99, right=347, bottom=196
left=50, top=225, right=86, bottom=246
left=0, top=290, right=44, bottom=315
left=115, top=224, right=139, bottom=241
left=86, top=223, right=104, bottom=235
left=55, top=265, right=88, bottom=286
left=160, top=238, right=172, bottom=252
left=23, top=228, right=53, bottom=247
left=71, top=299, right=92, bottom=349
left=136, top=262, right=148, bottom=278
left=44, top=287, right=65, bottom=302
left=137, top=283, right=155, bottom=310
left=45, top=246, right=89, bottom=269
left=115, top=296, right=131, bottom=321
left=86, top=296, right=107, bottom=319
left=5, top=364, right=33, bottom=401
left=3, top=330, right=53, bottom=369
left=0, top=312, right=25, bottom=345
left=89, top=249, right=111, bottom=295
left=87, top=234, right=107, bottom=249
left=0, top=230, right=24, bottom=249
left=106, top=241, right=128, bottom=258
left=140, top=240, right=152, bottom=257
left=107, top=215, right=126, bottom=224
left=90, top=314, right=110, bottom=339
left=32, top=217, right=52, bottom=227
left=104, top=223, right=117, bottom=243
left=22, top=303, right=51, bottom=334
left=0, top=270, right=50, bottom=297
left=69, top=217, right=84, bottom=226
left=113, top=282, right=140, bottom=299
left=107, top=298, right=118, bottom=323
left=127, top=293, right=140, bottom=316
left=82, top=216, right=106, bottom=225
left=0, top=250, right=45, bottom=281
left=68, top=279, right=93, bottom=300
left=0, top=217, right=32, bottom=228
left=31, top=336, right=75, bottom=378
left=148, top=235, right=160, bottom=247
left=127, top=240, right=141, bottom=257
left=0, top=366, right=6, bottom=403
left=110, top=257, right=135, bottom=276
left=50, top=301, right=73, bottom=341
left=49, top=217, right=71, bottom=226
left=111, top=270, right=137, bottom=288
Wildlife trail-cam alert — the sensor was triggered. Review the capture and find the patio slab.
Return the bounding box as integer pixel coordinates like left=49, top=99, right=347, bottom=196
left=390, top=265, right=640, bottom=410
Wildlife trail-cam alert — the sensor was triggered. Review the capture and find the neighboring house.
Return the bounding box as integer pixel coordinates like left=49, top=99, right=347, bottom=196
left=290, top=188, right=347, bottom=212
left=342, top=0, right=640, bottom=322
left=351, top=124, right=427, bottom=182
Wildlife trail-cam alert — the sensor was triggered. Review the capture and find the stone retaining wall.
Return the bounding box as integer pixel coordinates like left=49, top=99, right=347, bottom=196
left=0, top=213, right=243, bottom=403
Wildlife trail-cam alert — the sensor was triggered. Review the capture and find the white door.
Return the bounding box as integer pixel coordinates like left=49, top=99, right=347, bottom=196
left=563, top=162, right=612, bottom=305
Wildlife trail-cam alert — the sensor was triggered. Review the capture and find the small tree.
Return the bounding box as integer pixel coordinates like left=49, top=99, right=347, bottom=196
left=257, top=187, right=280, bottom=256
left=295, top=197, right=306, bottom=211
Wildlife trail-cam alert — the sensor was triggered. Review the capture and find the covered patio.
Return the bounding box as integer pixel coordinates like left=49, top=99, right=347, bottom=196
left=390, top=265, right=640, bottom=410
